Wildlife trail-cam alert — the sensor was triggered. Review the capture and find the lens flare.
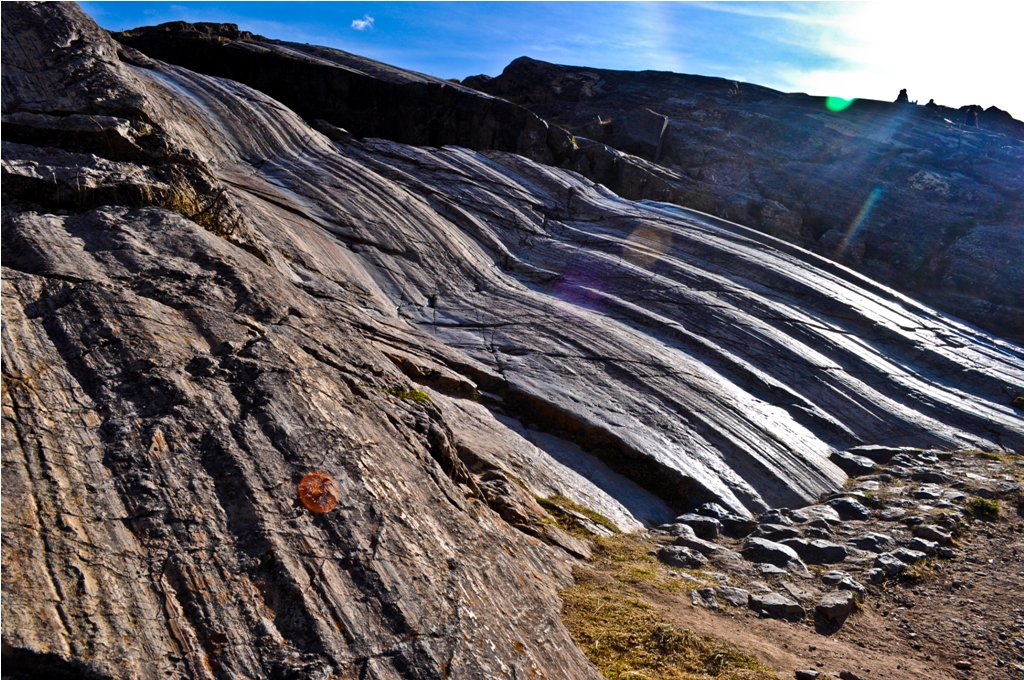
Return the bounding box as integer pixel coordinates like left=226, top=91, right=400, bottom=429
left=298, top=471, right=340, bottom=514
left=835, top=187, right=881, bottom=259
left=826, top=96, right=855, bottom=112
left=623, top=226, right=672, bottom=268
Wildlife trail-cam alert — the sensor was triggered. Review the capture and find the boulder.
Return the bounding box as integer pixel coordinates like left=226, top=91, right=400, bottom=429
left=743, top=537, right=800, bottom=567
left=696, top=503, right=755, bottom=535
left=892, top=548, right=928, bottom=565
left=914, top=524, right=952, bottom=545
left=691, top=587, right=719, bottom=610
left=907, top=537, right=938, bottom=556
left=714, top=586, right=751, bottom=607
left=826, top=497, right=871, bottom=521
left=800, top=539, right=849, bottom=564
left=657, top=545, right=708, bottom=569
left=850, top=533, right=896, bottom=553
left=789, top=504, right=842, bottom=525
left=673, top=513, right=722, bottom=540
left=845, top=445, right=922, bottom=464
left=672, top=533, right=721, bottom=556
left=757, top=509, right=792, bottom=525
left=816, top=590, right=856, bottom=621
left=749, top=592, right=805, bottom=619
left=874, top=553, right=908, bottom=576
left=754, top=523, right=802, bottom=541
left=911, top=470, right=951, bottom=484
left=830, top=451, right=877, bottom=476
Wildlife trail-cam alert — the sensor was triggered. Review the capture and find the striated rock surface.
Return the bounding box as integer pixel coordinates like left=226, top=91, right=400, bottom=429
left=2, top=3, right=1024, bottom=678
left=466, top=57, right=1024, bottom=343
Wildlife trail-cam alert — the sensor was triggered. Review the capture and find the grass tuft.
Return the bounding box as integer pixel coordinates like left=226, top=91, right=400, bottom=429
left=378, top=386, right=431, bottom=404
left=536, top=495, right=621, bottom=535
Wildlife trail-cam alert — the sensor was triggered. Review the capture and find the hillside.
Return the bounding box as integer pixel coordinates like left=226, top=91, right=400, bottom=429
left=2, top=4, right=1023, bottom=679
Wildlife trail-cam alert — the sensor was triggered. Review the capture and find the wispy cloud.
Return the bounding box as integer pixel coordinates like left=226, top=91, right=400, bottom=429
left=351, top=15, right=374, bottom=31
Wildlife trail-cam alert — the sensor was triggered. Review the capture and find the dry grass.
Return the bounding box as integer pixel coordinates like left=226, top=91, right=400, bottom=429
left=559, top=534, right=779, bottom=680
left=562, top=577, right=778, bottom=680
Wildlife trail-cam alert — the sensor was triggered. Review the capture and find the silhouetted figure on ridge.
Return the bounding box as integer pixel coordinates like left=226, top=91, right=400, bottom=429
left=895, top=88, right=909, bottom=104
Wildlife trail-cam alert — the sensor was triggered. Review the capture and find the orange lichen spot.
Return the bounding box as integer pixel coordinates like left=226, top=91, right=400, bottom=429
left=298, top=471, right=339, bottom=514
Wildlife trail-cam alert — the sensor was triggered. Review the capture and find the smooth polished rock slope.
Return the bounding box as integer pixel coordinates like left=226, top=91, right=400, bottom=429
left=3, top=3, right=1024, bottom=679
left=466, top=57, right=1024, bottom=343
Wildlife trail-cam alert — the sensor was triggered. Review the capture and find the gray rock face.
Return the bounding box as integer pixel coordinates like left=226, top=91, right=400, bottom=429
left=611, top=108, right=671, bottom=163
left=3, top=4, right=1024, bottom=678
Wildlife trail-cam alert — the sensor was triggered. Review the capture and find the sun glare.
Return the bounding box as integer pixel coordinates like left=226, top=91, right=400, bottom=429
left=825, top=96, right=855, bottom=112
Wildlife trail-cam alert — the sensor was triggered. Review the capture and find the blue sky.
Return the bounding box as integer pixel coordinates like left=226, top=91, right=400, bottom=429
left=80, top=2, right=1021, bottom=118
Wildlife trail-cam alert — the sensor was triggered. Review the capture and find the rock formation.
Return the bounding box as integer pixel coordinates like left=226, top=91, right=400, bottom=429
left=2, top=3, right=1023, bottom=678
left=465, top=57, right=1024, bottom=344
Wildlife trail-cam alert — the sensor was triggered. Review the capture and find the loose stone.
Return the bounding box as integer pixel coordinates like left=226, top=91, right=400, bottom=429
left=816, top=590, right=856, bottom=621
left=691, top=588, right=719, bottom=610
left=826, top=497, right=871, bottom=521
left=743, top=537, right=800, bottom=566
left=874, top=553, right=907, bottom=576
left=673, top=513, right=722, bottom=540
left=749, top=592, right=805, bottom=619
left=714, top=586, right=751, bottom=607
left=850, top=533, right=896, bottom=553
left=657, top=545, right=708, bottom=568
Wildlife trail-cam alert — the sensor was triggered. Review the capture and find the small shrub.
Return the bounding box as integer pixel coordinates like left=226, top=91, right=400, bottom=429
left=965, top=497, right=1000, bottom=518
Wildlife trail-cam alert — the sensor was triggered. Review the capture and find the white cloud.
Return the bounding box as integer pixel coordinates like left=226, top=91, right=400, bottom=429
left=351, top=15, right=374, bottom=31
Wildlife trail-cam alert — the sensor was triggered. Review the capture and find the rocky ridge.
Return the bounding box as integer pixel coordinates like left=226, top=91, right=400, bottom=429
left=465, top=57, right=1024, bottom=344
left=2, top=3, right=1024, bottom=679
